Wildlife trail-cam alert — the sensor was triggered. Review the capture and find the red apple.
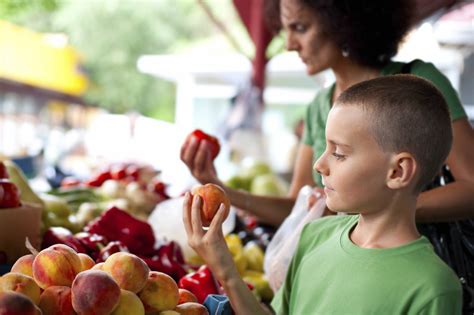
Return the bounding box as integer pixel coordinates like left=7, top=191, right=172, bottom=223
left=0, top=162, right=9, bottom=179
left=186, top=129, right=220, bottom=160
left=0, top=179, right=21, bottom=208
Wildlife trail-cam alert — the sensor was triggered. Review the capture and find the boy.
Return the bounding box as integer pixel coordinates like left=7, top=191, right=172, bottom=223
left=183, top=75, right=462, bottom=314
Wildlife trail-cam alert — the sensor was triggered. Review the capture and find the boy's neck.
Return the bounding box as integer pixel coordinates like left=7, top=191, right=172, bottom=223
left=349, top=197, right=420, bottom=249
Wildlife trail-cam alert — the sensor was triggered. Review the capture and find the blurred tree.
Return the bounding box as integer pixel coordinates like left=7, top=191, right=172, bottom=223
left=0, top=0, right=247, bottom=122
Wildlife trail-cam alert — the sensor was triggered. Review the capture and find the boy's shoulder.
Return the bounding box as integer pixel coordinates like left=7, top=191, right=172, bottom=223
left=298, top=214, right=356, bottom=249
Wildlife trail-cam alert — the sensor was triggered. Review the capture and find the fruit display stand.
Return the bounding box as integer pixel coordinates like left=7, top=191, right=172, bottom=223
left=0, top=202, right=42, bottom=265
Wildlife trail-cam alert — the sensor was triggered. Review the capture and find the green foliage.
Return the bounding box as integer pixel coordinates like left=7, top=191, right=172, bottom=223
left=0, top=0, right=243, bottom=121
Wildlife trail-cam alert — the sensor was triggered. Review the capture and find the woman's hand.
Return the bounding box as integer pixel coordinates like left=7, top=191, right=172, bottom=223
left=182, top=192, right=237, bottom=281
left=180, top=136, right=220, bottom=185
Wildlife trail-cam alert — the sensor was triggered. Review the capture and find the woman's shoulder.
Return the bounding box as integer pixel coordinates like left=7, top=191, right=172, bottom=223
left=382, top=59, right=438, bottom=75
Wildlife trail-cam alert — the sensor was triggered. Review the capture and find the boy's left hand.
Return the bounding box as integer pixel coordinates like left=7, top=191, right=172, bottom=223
left=182, top=192, right=237, bottom=281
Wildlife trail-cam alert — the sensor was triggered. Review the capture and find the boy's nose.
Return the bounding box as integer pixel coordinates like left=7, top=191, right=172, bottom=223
left=314, top=154, right=328, bottom=176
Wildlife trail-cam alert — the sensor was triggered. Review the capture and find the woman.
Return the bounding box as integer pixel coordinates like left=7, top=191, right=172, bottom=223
left=180, top=0, right=474, bottom=226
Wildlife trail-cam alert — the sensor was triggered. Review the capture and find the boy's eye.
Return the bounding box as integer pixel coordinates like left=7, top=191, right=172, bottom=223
left=332, top=152, right=346, bottom=160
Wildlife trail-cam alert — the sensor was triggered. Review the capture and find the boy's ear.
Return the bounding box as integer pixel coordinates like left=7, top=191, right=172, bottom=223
left=386, top=152, right=418, bottom=190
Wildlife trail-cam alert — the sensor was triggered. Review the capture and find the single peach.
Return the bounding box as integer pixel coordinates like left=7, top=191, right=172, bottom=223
left=71, top=270, right=120, bottom=315
left=138, top=271, right=179, bottom=312
left=0, top=272, right=41, bottom=305
left=10, top=254, right=34, bottom=277
left=191, top=184, right=230, bottom=226
left=38, top=286, right=74, bottom=315
left=78, top=253, right=95, bottom=271
left=103, top=252, right=150, bottom=293
left=0, top=291, right=41, bottom=315
left=110, top=289, right=145, bottom=315
left=32, top=244, right=82, bottom=289
left=178, top=289, right=197, bottom=304
left=174, top=302, right=209, bottom=315
left=91, top=262, right=105, bottom=271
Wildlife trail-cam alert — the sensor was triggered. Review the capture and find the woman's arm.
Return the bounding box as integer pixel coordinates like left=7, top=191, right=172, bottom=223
left=183, top=193, right=271, bottom=315
left=416, top=118, right=474, bottom=222
left=181, top=136, right=316, bottom=226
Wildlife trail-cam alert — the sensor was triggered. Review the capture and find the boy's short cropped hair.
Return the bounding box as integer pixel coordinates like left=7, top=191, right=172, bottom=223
left=336, top=74, right=453, bottom=191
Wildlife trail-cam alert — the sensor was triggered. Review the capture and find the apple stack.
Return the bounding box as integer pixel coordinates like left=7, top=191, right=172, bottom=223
left=0, top=245, right=209, bottom=315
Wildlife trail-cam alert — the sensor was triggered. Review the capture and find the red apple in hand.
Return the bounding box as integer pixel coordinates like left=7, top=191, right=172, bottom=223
left=0, top=179, right=21, bottom=208
left=191, top=184, right=230, bottom=227
left=186, top=129, right=220, bottom=160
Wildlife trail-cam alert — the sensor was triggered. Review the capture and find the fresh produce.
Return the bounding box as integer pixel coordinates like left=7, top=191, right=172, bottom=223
left=250, top=173, right=288, bottom=197
left=5, top=244, right=210, bottom=314
left=225, top=160, right=288, bottom=197
left=32, top=244, right=82, bottom=289
left=174, top=302, right=210, bottom=314
left=41, top=227, right=87, bottom=254
left=178, top=288, right=198, bottom=304
left=0, top=179, right=21, bottom=208
left=0, top=162, right=8, bottom=179
left=10, top=254, right=34, bottom=277
left=242, top=270, right=273, bottom=301
left=186, top=129, right=220, bottom=160
left=0, top=272, right=41, bottom=305
left=138, top=271, right=179, bottom=313
left=78, top=253, right=95, bottom=271
left=102, top=252, right=150, bottom=293
left=178, top=265, right=219, bottom=304
left=111, top=289, right=145, bottom=315
left=85, top=206, right=155, bottom=255
left=96, top=240, right=129, bottom=263
left=140, top=240, right=189, bottom=281
left=71, top=270, right=121, bottom=315
left=243, top=241, right=265, bottom=272
left=0, top=291, right=41, bottom=315
left=191, top=184, right=230, bottom=227
left=38, top=286, right=74, bottom=315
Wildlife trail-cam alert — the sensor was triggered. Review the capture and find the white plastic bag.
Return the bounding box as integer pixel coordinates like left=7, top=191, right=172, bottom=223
left=264, top=185, right=326, bottom=292
left=147, top=196, right=236, bottom=260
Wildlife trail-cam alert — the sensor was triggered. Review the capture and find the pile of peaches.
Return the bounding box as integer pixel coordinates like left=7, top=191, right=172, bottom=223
left=0, top=244, right=208, bottom=315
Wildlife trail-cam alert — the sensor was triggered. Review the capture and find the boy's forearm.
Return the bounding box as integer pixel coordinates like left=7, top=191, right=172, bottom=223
left=416, top=180, right=474, bottom=222
left=218, top=266, right=272, bottom=315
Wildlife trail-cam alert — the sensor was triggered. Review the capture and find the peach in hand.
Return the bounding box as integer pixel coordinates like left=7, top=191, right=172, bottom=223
left=39, top=286, right=74, bottom=315
left=103, top=252, right=150, bottom=293
left=10, top=254, right=34, bottom=277
left=138, top=271, right=179, bottom=312
left=32, top=244, right=82, bottom=289
left=111, top=289, right=145, bottom=315
left=191, top=184, right=230, bottom=226
left=0, top=291, right=41, bottom=315
left=0, top=272, right=41, bottom=305
left=71, top=270, right=121, bottom=315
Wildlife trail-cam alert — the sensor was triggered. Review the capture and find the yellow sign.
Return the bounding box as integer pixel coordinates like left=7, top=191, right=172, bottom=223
left=0, top=20, right=88, bottom=95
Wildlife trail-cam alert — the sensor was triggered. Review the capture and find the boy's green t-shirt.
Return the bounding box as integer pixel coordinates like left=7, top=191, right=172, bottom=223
left=271, top=215, right=462, bottom=315
left=302, top=59, right=468, bottom=187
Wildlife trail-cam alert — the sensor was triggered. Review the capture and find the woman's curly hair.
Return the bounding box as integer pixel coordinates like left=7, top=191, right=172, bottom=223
left=265, top=0, right=414, bottom=68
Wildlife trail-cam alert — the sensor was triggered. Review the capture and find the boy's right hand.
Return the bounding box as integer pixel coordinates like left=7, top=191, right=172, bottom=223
left=182, top=192, right=238, bottom=281
left=180, top=135, right=220, bottom=185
